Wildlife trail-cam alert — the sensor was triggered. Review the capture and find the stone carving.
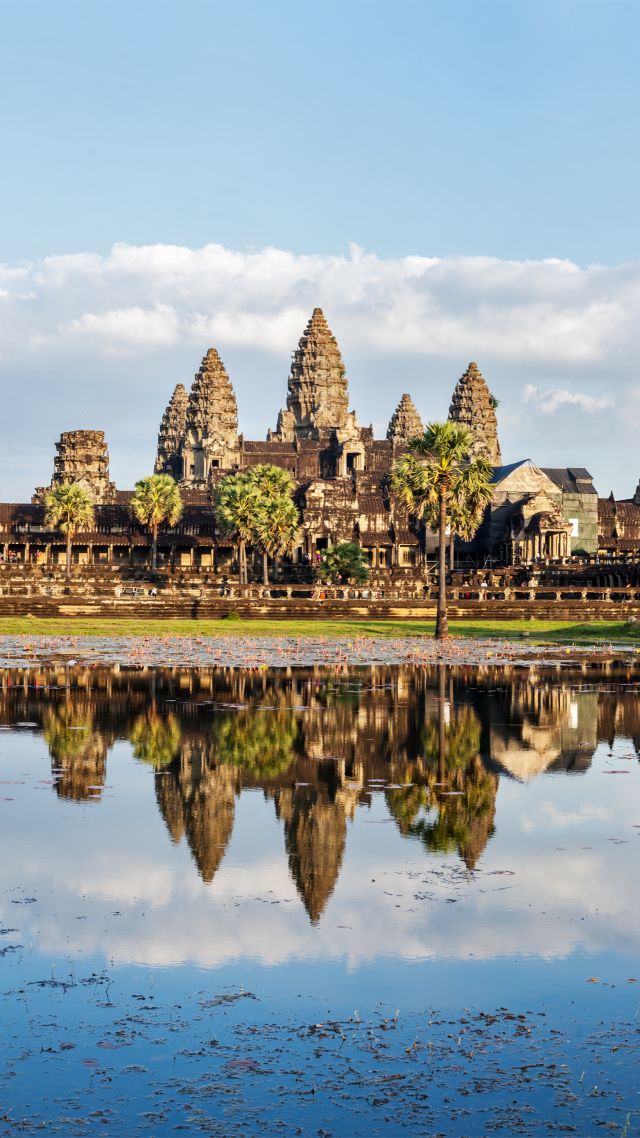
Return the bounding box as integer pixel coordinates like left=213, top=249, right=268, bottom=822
left=448, top=362, right=501, bottom=466
left=387, top=393, right=424, bottom=444
left=155, top=384, right=189, bottom=478
left=272, top=308, right=350, bottom=439
left=34, top=429, right=116, bottom=504
left=181, top=348, right=240, bottom=486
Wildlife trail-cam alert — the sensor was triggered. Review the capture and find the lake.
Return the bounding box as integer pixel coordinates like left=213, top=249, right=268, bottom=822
left=0, top=660, right=639, bottom=1136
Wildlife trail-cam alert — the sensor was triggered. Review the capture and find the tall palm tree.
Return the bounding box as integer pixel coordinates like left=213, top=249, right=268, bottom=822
left=129, top=474, right=183, bottom=573
left=390, top=422, right=493, bottom=639
left=252, top=495, right=300, bottom=584
left=245, top=465, right=299, bottom=585
left=214, top=473, right=260, bottom=584
left=43, top=482, right=95, bottom=582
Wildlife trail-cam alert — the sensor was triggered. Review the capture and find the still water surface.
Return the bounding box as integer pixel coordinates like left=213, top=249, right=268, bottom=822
left=0, top=663, right=639, bottom=1136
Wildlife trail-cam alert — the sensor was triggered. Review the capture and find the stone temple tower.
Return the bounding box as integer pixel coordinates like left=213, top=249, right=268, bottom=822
left=155, top=383, right=189, bottom=479
left=172, top=348, right=240, bottom=488
left=386, top=393, right=424, bottom=446
left=448, top=362, right=501, bottom=466
left=34, top=429, right=116, bottom=504
left=270, top=308, right=353, bottom=441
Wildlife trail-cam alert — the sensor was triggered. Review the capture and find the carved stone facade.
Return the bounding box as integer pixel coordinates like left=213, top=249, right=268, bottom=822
left=469, top=460, right=598, bottom=562
left=180, top=349, right=240, bottom=488
left=271, top=307, right=351, bottom=439
left=155, top=384, right=189, bottom=479
left=449, top=362, right=501, bottom=466
left=34, top=429, right=116, bottom=504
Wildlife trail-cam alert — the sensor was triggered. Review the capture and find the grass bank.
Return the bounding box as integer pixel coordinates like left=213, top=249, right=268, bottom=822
left=0, top=616, right=638, bottom=644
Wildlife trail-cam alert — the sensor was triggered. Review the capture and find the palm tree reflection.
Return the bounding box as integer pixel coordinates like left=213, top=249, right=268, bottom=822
left=391, top=666, right=497, bottom=869
left=43, top=705, right=107, bottom=802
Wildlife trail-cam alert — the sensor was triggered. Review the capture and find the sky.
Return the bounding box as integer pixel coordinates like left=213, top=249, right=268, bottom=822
left=1, top=0, right=639, bottom=499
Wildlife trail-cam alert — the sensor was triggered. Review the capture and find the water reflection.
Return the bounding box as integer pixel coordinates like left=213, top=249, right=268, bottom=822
left=1, top=661, right=639, bottom=931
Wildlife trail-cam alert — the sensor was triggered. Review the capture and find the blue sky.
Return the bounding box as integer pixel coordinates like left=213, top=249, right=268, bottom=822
left=3, top=0, right=639, bottom=263
left=1, top=0, right=639, bottom=498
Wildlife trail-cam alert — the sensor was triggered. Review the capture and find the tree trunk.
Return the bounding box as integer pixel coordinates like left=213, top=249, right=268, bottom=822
left=263, top=550, right=269, bottom=587
left=239, top=539, right=246, bottom=585
left=66, top=530, right=72, bottom=583
left=438, top=663, right=447, bottom=784
left=151, top=525, right=158, bottom=573
left=436, top=488, right=449, bottom=639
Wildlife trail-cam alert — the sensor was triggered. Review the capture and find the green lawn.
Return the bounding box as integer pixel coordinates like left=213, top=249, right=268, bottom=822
left=0, top=616, right=638, bottom=644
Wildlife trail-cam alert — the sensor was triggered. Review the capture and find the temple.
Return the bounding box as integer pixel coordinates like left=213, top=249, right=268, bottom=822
left=0, top=306, right=638, bottom=574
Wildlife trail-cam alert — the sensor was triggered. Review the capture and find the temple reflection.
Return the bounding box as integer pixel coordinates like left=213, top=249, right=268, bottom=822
left=1, top=660, right=638, bottom=920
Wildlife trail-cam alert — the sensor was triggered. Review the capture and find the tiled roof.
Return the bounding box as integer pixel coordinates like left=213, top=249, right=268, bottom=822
left=543, top=468, right=596, bottom=495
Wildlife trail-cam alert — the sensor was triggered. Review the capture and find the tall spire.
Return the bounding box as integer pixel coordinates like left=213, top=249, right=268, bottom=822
left=386, top=393, right=424, bottom=444
left=155, top=383, right=189, bottom=476
left=186, top=348, right=239, bottom=447
left=448, top=362, right=501, bottom=465
left=285, top=308, right=349, bottom=435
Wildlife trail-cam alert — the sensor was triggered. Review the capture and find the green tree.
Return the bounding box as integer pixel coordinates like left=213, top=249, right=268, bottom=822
left=130, top=709, right=181, bottom=769
left=129, top=474, right=183, bottom=573
left=245, top=464, right=300, bottom=585
left=214, top=472, right=260, bottom=584
left=390, top=422, right=493, bottom=638
left=211, top=704, right=299, bottom=778
left=447, top=459, right=494, bottom=570
left=317, top=541, right=369, bottom=585
left=252, top=496, right=300, bottom=585
left=43, top=482, right=95, bottom=582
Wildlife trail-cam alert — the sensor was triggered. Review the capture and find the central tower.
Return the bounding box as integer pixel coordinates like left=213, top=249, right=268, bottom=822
left=270, top=308, right=352, bottom=441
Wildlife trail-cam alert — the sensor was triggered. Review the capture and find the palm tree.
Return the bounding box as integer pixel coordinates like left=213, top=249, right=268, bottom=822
left=214, top=472, right=260, bottom=584
left=129, top=474, right=183, bottom=573
left=252, top=495, right=300, bottom=585
left=390, top=422, right=493, bottom=638
left=245, top=465, right=299, bottom=585
left=43, top=482, right=95, bottom=582
left=317, top=541, right=369, bottom=585
left=448, top=459, right=494, bottom=568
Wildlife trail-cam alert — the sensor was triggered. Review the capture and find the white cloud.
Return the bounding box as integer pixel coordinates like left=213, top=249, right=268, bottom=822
left=0, top=242, right=635, bottom=362
left=62, top=303, right=179, bottom=353
left=524, top=384, right=612, bottom=414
